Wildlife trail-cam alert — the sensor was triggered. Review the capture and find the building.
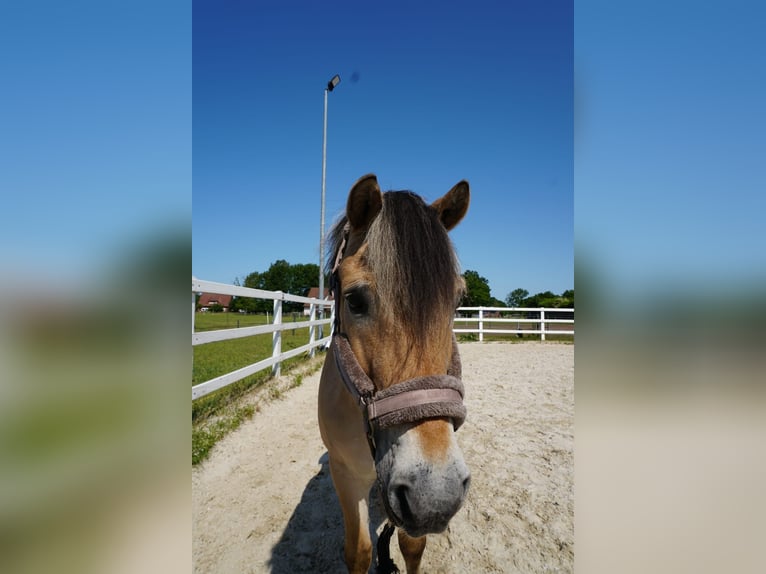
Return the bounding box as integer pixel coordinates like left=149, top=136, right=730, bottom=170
left=303, top=287, right=331, bottom=316
left=197, top=293, right=234, bottom=312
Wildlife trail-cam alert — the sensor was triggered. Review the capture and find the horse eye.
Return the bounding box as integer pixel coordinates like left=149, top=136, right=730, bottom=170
left=345, top=290, right=369, bottom=316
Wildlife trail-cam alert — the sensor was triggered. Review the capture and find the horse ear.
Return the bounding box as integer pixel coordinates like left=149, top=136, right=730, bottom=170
left=346, top=174, right=383, bottom=231
left=432, top=180, right=470, bottom=231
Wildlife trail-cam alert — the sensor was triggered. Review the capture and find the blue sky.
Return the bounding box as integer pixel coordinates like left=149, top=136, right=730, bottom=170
left=3, top=2, right=759, bottom=306
left=0, top=2, right=190, bottom=285
left=576, top=1, right=766, bottom=300
left=192, top=0, right=574, bottom=300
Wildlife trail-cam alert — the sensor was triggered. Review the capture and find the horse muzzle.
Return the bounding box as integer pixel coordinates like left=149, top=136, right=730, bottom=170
left=332, top=333, right=471, bottom=534
left=378, top=426, right=471, bottom=538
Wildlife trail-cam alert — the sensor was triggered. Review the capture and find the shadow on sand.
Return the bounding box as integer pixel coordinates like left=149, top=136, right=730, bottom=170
left=268, top=452, right=390, bottom=573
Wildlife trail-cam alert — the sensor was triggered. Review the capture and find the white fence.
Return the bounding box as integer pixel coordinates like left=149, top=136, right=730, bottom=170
left=454, top=306, right=574, bottom=342
left=192, top=277, right=334, bottom=401
left=192, top=278, right=574, bottom=401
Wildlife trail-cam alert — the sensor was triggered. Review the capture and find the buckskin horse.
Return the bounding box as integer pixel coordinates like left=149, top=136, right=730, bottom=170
left=318, top=174, right=471, bottom=573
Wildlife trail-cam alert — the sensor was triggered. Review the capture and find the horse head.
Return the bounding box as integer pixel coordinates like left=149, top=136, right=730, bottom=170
left=329, top=173, right=471, bottom=538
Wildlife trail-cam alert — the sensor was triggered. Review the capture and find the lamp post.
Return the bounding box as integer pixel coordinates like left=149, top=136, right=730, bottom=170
left=319, top=74, right=340, bottom=340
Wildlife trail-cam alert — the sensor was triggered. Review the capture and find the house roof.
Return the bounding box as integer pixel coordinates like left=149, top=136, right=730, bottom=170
left=305, top=287, right=332, bottom=302
left=198, top=293, right=233, bottom=307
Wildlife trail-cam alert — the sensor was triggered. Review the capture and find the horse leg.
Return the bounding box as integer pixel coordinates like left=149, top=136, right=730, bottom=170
left=329, top=457, right=374, bottom=574
left=397, top=529, right=427, bottom=574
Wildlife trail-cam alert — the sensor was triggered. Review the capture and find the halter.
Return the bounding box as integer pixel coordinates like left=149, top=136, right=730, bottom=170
left=329, top=223, right=467, bottom=460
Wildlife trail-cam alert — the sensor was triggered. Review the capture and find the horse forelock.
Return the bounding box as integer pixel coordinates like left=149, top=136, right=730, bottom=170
left=326, top=215, right=350, bottom=279
left=328, top=191, right=461, bottom=342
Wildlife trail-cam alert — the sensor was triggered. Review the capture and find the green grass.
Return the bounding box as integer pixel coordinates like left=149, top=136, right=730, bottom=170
left=192, top=312, right=327, bottom=465
left=192, top=404, right=255, bottom=465
left=194, top=311, right=310, bottom=332
left=193, top=329, right=311, bottom=386
left=193, top=312, right=318, bottom=388
left=192, top=325, right=318, bottom=422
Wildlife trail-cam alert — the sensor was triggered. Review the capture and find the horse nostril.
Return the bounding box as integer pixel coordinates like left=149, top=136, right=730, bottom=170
left=462, top=475, right=472, bottom=495
left=394, top=484, right=413, bottom=522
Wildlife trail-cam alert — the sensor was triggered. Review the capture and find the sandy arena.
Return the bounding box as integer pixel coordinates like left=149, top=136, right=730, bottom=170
left=193, top=342, right=574, bottom=573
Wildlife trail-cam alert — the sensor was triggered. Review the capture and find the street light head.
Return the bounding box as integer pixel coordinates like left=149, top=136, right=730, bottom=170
left=327, top=74, right=341, bottom=92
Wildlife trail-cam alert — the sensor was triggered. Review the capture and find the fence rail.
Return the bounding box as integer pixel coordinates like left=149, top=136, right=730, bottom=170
left=192, top=277, right=334, bottom=400
left=192, top=278, right=574, bottom=401
left=454, top=306, right=574, bottom=342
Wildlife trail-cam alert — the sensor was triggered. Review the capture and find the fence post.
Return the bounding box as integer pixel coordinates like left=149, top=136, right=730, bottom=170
left=479, top=308, right=484, bottom=342
left=540, top=308, right=546, bottom=341
left=192, top=290, right=196, bottom=334
left=309, top=303, right=316, bottom=358
left=272, top=295, right=283, bottom=377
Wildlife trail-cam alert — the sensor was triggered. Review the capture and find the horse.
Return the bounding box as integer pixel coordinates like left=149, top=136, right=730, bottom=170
left=318, top=174, right=471, bottom=573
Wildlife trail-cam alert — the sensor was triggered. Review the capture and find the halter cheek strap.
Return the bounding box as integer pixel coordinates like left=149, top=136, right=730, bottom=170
left=329, top=222, right=350, bottom=335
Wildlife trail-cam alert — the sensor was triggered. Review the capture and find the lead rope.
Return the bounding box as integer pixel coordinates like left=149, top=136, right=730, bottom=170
left=376, top=521, right=400, bottom=574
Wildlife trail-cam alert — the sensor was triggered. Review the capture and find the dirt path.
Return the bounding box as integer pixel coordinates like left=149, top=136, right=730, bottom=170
left=192, top=342, right=574, bottom=573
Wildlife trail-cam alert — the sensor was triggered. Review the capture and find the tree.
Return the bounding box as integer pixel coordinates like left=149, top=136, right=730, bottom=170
left=234, top=261, right=321, bottom=313
left=291, top=263, right=321, bottom=298
left=461, top=270, right=493, bottom=307
left=524, top=290, right=558, bottom=308
left=262, top=259, right=291, bottom=293
left=244, top=270, right=264, bottom=290
left=522, top=289, right=574, bottom=308
left=241, top=270, right=269, bottom=313
left=506, top=288, right=529, bottom=308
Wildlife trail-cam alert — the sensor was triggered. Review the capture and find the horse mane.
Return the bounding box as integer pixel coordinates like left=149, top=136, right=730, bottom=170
left=327, top=190, right=462, bottom=340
